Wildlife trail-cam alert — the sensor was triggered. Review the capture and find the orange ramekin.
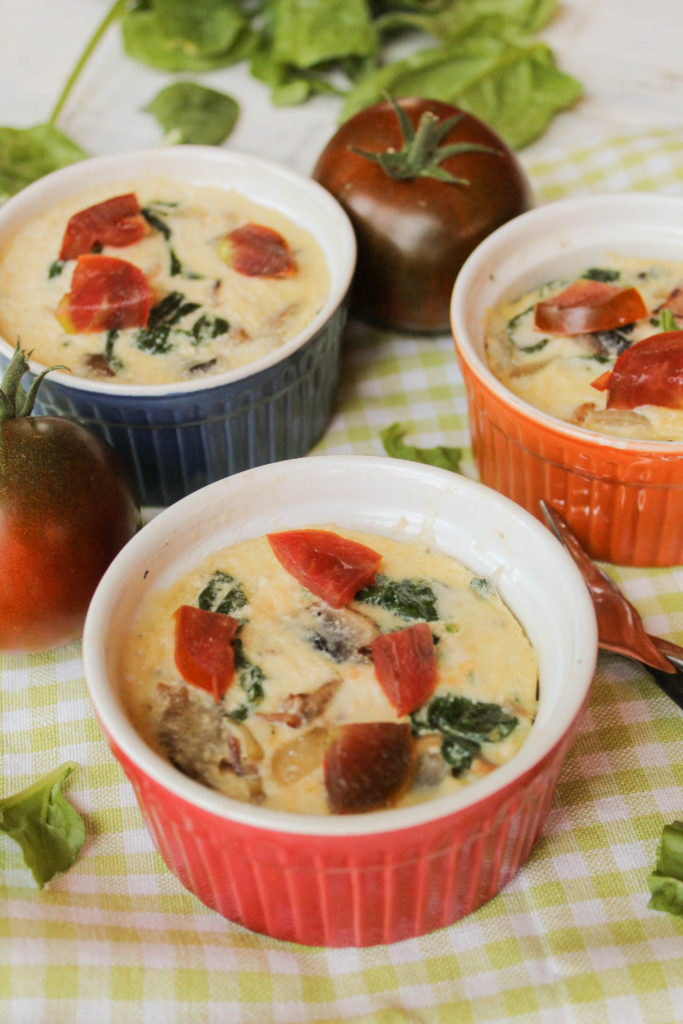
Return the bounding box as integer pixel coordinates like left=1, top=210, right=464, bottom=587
left=451, top=192, right=683, bottom=566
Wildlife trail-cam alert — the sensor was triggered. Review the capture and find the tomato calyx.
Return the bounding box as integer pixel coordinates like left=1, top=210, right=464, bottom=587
left=591, top=330, right=683, bottom=410
left=0, top=343, right=66, bottom=423
left=349, top=94, right=501, bottom=184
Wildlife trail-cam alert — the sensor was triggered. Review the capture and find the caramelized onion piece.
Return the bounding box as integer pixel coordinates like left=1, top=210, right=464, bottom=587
left=271, top=726, right=327, bottom=786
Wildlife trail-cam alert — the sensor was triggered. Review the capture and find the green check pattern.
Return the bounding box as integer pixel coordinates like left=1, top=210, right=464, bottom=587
left=1, top=131, right=682, bottom=1024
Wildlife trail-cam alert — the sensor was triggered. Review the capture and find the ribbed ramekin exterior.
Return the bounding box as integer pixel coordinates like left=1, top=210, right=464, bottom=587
left=27, top=303, right=347, bottom=507
left=457, top=352, right=683, bottom=567
left=108, top=710, right=582, bottom=947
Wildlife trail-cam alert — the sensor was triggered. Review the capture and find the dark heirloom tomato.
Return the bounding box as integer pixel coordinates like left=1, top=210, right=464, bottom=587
left=59, top=192, right=149, bottom=261
left=56, top=254, right=151, bottom=334
left=312, top=96, right=532, bottom=333
left=0, top=345, right=140, bottom=652
left=591, top=330, right=683, bottom=410
left=534, top=279, right=648, bottom=335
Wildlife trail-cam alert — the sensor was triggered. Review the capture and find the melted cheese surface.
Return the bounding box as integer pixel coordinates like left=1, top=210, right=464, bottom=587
left=485, top=256, right=683, bottom=440
left=119, top=527, right=538, bottom=815
left=0, top=177, right=329, bottom=385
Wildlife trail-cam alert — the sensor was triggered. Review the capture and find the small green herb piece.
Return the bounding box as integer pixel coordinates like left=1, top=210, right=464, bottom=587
left=470, top=576, right=494, bottom=597
left=659, top=308, right=678, bottom=332
left=144, top=81, right=239, bottom=146
left=411, top=694, right=518, bottom=776
left=582, top=267, right=621, bottom=283
left=198, top=571, right=247, bottom=616
left=48, top=259, right=66, bottom=279
left=381, top=422, right=462, bottom=473
left=355, top=574, right=439, bottom=622
left=648, top=819, right=683, bottom=917
left=0, top=763, right=86, bottom=888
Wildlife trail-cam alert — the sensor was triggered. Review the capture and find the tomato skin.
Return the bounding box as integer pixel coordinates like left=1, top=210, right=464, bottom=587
left=56, top=254, right=151, bottom=333
left=217, top=223, right=296, bottom=277
left=534, top=279, right=648, bottom=335
left=267, top=529, right=381, bottom=609
left=591, top=330, right=683, bottom=410
left=0, top=416, right=140, bottom=652
left=370, top=622, right=437, bottom=717
left=312, top=97, right=532, bottom=333
left=173, top=605, right=239, bottom=701
left=59, top=193, right=149, bottom=261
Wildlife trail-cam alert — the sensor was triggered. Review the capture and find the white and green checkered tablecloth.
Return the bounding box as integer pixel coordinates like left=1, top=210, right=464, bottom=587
left=1, top=133, right=682, bottom=1024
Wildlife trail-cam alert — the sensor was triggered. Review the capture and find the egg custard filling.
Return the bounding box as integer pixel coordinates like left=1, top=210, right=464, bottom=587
left=0, top=178, right=329, bottom=385
left=119, top=527, right=538, bottom=815
left=485, top=256, right=683, bottom=441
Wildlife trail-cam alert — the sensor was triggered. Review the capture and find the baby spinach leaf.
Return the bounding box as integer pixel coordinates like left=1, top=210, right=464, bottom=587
left=375, top=0, right=558, bottom=40
left=381, top=422, right=462, bottom=473
left=0, top=125, right=87, bottom=204
left=582, top=267, right=621, bottom=282
left=648, top=820, right=683, bottom=917
left=153, top=0, right=248, bottom=58
left=340, top=23, right=582, bottom=149
left=411, top=694, right=518, bottom=775
left=198, top=570, right=247, bottom=616
left=269, top=0, right=378, bottom=69
left=144, top=81, right=240, bottom=146
left=121, top=1, right=255, bottom=71
left=355, top=574, right=439, bottom=621
left=225, top=637, right=266, bottom=721
left=0, top=763, right=86, bottom=888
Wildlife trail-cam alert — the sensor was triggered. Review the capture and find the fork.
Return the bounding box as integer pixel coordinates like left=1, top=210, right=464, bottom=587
left=539, top=501, right=683, bottom=710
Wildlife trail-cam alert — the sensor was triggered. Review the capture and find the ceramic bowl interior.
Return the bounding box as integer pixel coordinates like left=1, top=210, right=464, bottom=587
left=0, top=147, right=356, bottom=505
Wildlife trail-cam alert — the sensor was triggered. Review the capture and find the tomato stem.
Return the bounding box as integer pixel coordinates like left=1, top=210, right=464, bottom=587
left=349, top=94, right=501, bottom=183
left=0, top=343, right=66, bottom=421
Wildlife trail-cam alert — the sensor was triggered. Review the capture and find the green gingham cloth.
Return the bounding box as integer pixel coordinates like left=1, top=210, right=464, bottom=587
left=1, top=133, right=682, bottom=1024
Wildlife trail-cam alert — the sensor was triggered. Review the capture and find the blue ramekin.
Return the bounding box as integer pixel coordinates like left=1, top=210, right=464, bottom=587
left=0, top=147, right=356, bottom=506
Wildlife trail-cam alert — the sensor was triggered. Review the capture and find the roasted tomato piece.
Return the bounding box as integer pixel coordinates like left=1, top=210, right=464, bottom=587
left=217, top=223, right=296, bottom=277
left=59, top=193, right=149, bottom=260
left=591, top=330, right=683, bottom=410
left=267, top=529, right=381, bottom=609
left=324, top=722, right=413, bottom=813
left=173, top=604, right=239, bottom=701
left=534, top=278, right=648, bottom=335
left=370, top=622, right=437, bottom=717
left=56, top=254, right=151, bottom=333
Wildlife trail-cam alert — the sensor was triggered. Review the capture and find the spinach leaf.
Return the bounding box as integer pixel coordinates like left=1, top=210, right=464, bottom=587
left=582, top=267, right=621, bottom=283
left=0, top=125, right=86, bottom=204
left=121, top=0, right=254, bottom=71
left=411, top=693, right=518, bottom=775
left=225, top=637, right=266, bottom=721
left=648, top=820, right=683, bottom=917
left=198, top=570, right=247, bottom=616
left=269, top=0, right=378, bottom=69
left=355, top=574, right=439, bottom=621
left=381, top=422, right=462, bottom=473
left=375, top=0, right=558, bottom=40
left=470, top=577, right=494, bottom=597
left=144, top=82, right=239, bottom=146
left=0, top=763, right=86, bottom=888
left=340, top=22, right=582, bottom=149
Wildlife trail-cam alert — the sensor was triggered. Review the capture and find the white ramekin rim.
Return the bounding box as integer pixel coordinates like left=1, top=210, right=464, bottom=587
left=450, top=190, right=683, bottom=454
left=83, top=455, right=598, bottom=838
left=0, top=146, right=356, bottom=396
